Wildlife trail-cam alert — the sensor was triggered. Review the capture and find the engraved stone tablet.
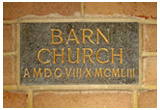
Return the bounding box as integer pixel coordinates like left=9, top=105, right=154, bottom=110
left=20, top=23, right=139, bottom=85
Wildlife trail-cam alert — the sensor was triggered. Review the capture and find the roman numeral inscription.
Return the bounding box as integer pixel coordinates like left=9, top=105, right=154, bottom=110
left=20, top=23, right=139, bottom=85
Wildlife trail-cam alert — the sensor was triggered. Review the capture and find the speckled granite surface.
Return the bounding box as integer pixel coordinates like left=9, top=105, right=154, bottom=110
left=20, top=23, right=139, bottom=85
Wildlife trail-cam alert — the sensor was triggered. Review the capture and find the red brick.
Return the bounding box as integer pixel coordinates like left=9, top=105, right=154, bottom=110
left=3, top=56, right=16, bottom=85
left=34, top=91, right=132, bottom=108
left=143, top=25, right=157, bottom=52
left=85, top=2, right=157, bottom=19
left=3, top=2, right=81, bottom=20
left=138, top=90, right=157, bottom=108
left=3, top=24, right=14, bottom=52
left=3, top=91, right=28, bottom=108
left=143, top=57, right=157, bottom=85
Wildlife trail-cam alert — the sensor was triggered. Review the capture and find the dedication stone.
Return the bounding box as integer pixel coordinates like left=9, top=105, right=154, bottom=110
left=20, top=23, right=139, bottom=85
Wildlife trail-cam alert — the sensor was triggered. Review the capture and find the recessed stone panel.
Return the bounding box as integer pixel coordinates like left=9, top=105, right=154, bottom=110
left=20, top=22, right=139, bottom=85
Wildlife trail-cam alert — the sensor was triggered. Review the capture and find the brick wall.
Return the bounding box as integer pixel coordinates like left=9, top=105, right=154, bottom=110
left=3, top=2, right=157, bottom=108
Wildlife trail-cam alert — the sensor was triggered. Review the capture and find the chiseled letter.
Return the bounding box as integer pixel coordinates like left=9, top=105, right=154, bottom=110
left=33, top=68, right=42, bottom=77
left=53, top=49, right=64, bottom=64
left=66, top=29, right=80, bottom=44
left=133, top=68, right=135, bottom=77
left=82, top=29, right=95, bottom=44
left=96, top=48, right=109, bottom=64
left=97, top=29, right=109, bottom=44
left=54, top=68, right=62, bottom=77
left=112, top=68, right=120, bottom=77
left=37, top=49, right=51, bottom=64
left=23, top=68, right=31, bottom=78
left=44, top=68, right=52, bottom=78
left=103, top=68, right=111, bottom=77
left=65, top=68, right=72, bottom=77
left=111, top=48, right=123, bottom=64
left=85, top=68, right=92, bottom=77
left=121, top=69, right=126, bottom=77
left=83, top=48, right=94, bottom=64
left=68, top=48, right=79, bottom=64
left=51, top=29, right=63, bottom=44
left=95, top=68, right=103, bottom=77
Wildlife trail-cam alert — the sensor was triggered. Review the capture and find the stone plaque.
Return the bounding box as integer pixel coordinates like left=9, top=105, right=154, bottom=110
left=20, top=22, right=139, bottom=85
